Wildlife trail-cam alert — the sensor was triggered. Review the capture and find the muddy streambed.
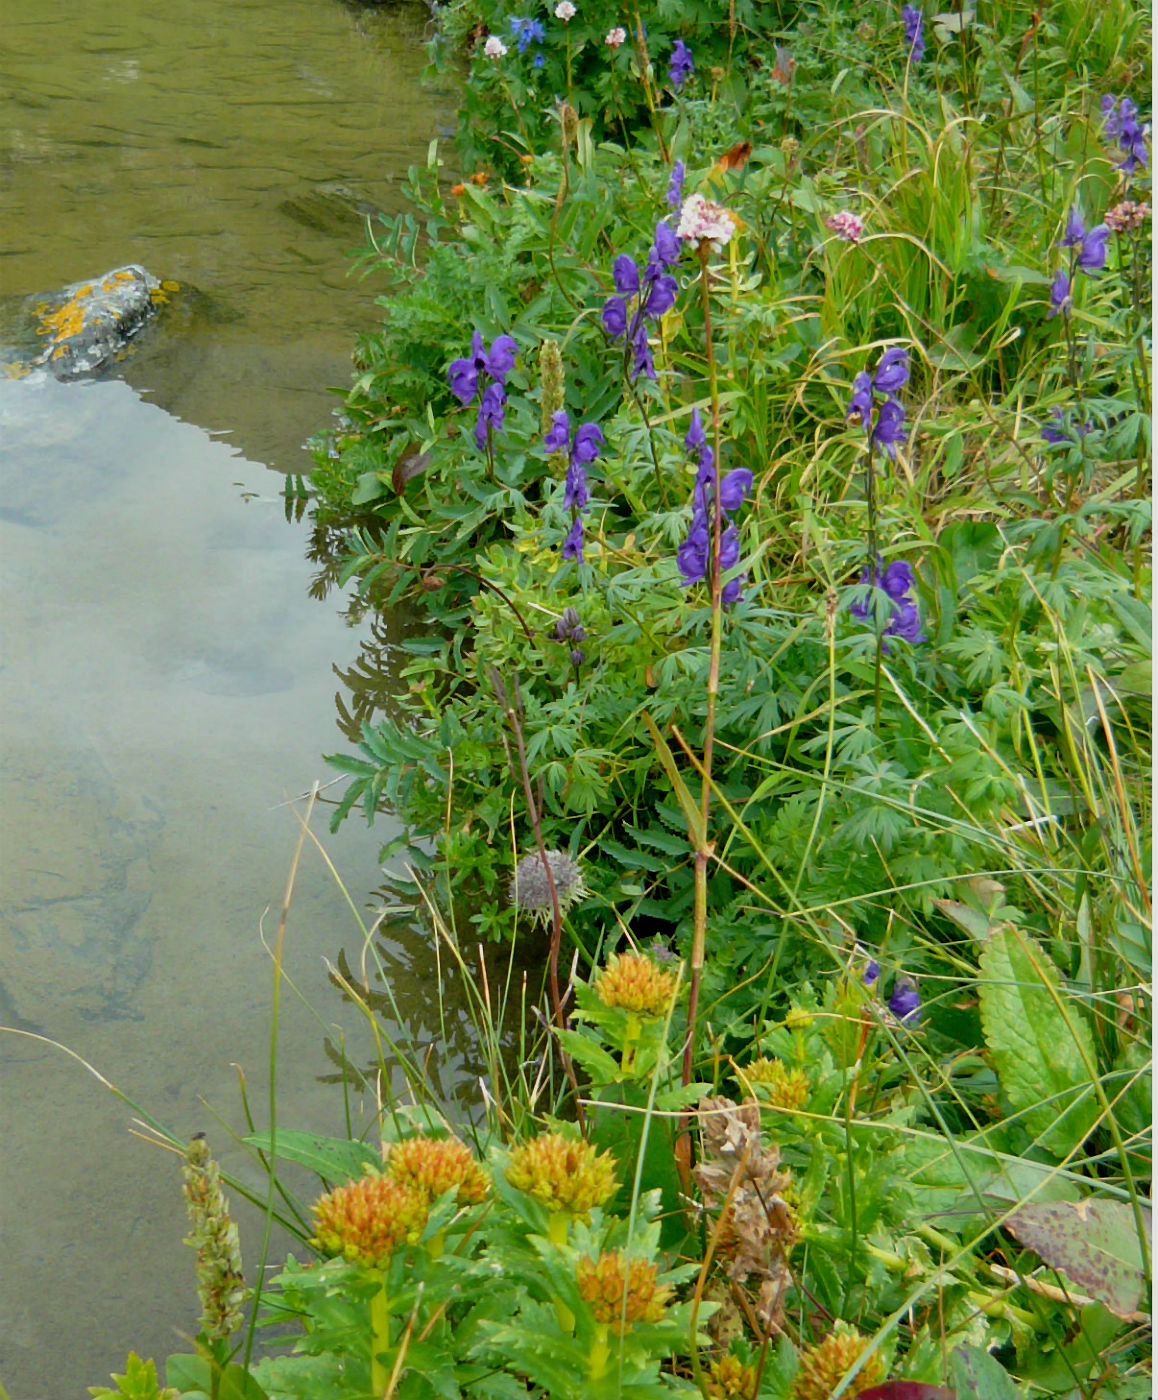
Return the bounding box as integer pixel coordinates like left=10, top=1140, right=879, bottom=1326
left=0, top=2, right=460, bottom=1392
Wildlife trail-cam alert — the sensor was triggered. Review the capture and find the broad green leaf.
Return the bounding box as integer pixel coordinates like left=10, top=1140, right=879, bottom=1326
left=978, top=926, right=1099, bottom=1157
left=243, top=1130, right=380, bottom=1184
left=950, top=1344, right=1022, bottom=1399
left=1006, top=1198, right=1152, bottom=1318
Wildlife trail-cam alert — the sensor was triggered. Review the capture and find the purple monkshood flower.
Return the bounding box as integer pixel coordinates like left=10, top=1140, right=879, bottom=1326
left=651, top=220, right=681, bottom=270
left=1076, top=222, right=1110, bottom=271
left=676, top=409, right=750, bottom=605
left=1047, top=268, right=1072, bottom=318
left=850, top=555, right=926, bottom=648
left=666, top=160, right=686, bottom=210
left=602, top=222, right=683, bottom=381
left=864, top=960, right=881, bottom=986
left=545, top=411, right=603, bottom=564
left=873, top=346, right=911, bottom=394
left=448, top=330, right=518, bottom=405
left=562, top=516, right=585, bottom=562
left=888, top=976, right=921, bottom=1023
left=474, top=380, right=507, bottom=449
left=669, top=38, right=694, bottom=88
left=1103, top=95, right=1150, bottom=173
left=1062, top=205, right=1086, bottom=247
left=1042, top=408, right=1094, bottom=445
left=871, top=397, right=907, bottom=457
left=901, top=4, right=925, bottom=63
left=847, top=371, right=874, bottom=425
left=602, top=296, right=628, bottom=337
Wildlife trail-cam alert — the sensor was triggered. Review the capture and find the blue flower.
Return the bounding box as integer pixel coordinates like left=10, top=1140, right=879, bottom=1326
left=901, top=4, right=925, bottom=62
left=888, top=976, right=921, bottom=1023
left=562, top=516, right=585, bottom=561
left=1047, top=268, right=1072, bottom=318
left=601, top=296, right=628, bottom=336
left=448, top=330, right=518, bottom=404
left=651, top=220, right=681, bottom=270
left=545, top=412, right=603, bottom=563
left=850, top=556, right=925, bottom=648
left=666, top=160, right=686, bottom=210
left=602, top=222, right=684, bottom=381
left=613, top=255, right=641, bottom=295
left=676, top=413, right=748, bottom=605
left=669, top=38, right=694, bottom=88
left=474, top=380, right=507, bottom=449
left=1041, top=408, right=1093, bottom=445
left=864, top=960, right=880, bottom=986
left=1076, top=222, right=1110, bottom=271
left=508, top=16, right=545, bottom=54
left=1103, top=95, right=1150, bottom=173
left=1062, top=205, right=1086, bottom=248
left=846, top=370, right=874, bottom=424
left=873, top=347, right=911, bottom=394
left=871, top=397, right=907, bottom=457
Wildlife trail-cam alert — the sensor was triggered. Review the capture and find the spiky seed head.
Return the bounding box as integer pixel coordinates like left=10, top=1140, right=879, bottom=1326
left=312, top=1172, right=428, bottom=1270
left=741, top=1057, right=810, bottom=1111
left=595, top=951, right=679, bottom=1018
left=575, top=1251, right=673, bottom=1332
left=384, top=1135, right=490, bottom=1205
left=706, top=1354, right=758, bottom=1399
left=539, top=338, right=566, bottom=442
left=181, top=1135, right=247, bottom=1341
left=505, top=1132, right=618, bottom=1216
left=509, top=849, right=587, bottom=927
left=792, top=1324, right=885, bottom=1400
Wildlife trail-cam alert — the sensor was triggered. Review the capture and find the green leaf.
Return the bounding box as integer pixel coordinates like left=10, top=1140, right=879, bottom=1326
left=243, top=1130, right=380, bottom=1184
left=950, top=1344, right=1023, bottom=1399
left=977, top=926, right=1099, bottom=1157
left=1005, top=1198, right=1152, bottom=1318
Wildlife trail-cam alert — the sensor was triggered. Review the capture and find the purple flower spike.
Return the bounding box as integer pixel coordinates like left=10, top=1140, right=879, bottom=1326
left=873, top=346, right=911, bottom=394
left=1062, top=205, right=1086, bottom=248
left=669, top=38, right=694, bottom=88
left=849, top=555, right=925, bottom=648
left=666, top=161, right=686, bottom=210
left=562, top=516, right=585, bottom=562
left=651, top=220, right=681, bottom=269
left=474, top=381, right=507, bottom=448
left=544, top=410, right=571, bottom=452
left=901, top=4, right=925, bottom=62
left=644, top=273, right=679, bottom=317
left=1047, top=268, right=1072, bottom=318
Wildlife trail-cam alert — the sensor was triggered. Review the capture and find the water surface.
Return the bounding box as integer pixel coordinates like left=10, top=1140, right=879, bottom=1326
left=0, top=1, right=459, bottom=1392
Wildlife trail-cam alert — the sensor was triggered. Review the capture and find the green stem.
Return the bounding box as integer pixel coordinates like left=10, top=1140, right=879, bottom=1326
left=370, top=1274, right=391, bottom=1395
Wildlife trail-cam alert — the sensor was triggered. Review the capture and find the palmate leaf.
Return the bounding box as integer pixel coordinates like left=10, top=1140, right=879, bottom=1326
left=977, top=926, right=1099, bottom=1158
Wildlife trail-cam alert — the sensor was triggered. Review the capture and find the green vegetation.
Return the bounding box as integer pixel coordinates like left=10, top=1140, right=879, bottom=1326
left=84, top=1, right=1150, bottom=1397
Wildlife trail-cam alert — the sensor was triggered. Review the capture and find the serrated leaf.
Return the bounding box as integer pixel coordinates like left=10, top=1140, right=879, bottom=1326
left=1006, top=1198, right=1152, bottom=1319
left=243, top=1130, right=380, bottom=1184
left=977, top=926, right=1099, bottom=1157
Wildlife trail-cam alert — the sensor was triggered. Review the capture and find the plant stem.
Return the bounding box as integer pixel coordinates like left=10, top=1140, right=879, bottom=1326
left=370, top=1274, right=391, bottom=1395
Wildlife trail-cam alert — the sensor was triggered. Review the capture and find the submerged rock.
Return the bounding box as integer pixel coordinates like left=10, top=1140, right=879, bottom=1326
left=9, top=265, right=177, bottom=380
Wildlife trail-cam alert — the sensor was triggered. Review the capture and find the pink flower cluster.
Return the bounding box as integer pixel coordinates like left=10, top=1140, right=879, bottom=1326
left=675, top=194, right=737, bottom=251
left=826, top=210, right=865, bottom=242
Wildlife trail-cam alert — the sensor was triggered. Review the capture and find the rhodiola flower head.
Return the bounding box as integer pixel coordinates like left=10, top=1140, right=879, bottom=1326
left=312, top=1172, right=428, bottom=1270
left=385, top=1135, right=490, bottom=1205
left=595, top=951, right=679, bottom=1018
left=505, top=1132, right=618, bottom=1216
left=792, top=1324, right=886, bottom=1400
left=576, top=1251, right=673, bottom=1331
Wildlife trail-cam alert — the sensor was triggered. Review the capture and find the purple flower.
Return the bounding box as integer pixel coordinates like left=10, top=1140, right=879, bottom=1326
left=644, top=273, right=678, bottom=317
left=873, top=346, right=911, bottom=394
left=570, top=647, right=585, bottom=667
left=901, top=4, right=925, bottom=62
left=888, top=976, right=921, bottom=1023
left=447, top=330, right=518, bottom=405
left=847, top=371, right=874, bottom=424
left=676, top=518, right=709, bottom=586
left=669, top=38, right=694, bottom=88
left=544, top=410, right=572, bottom=453
left=562, top=516, right=585, bottom=561
left=572, top=422, right=605, bottom=464
left=871, top=397, right=907, bottom=457
left=602, top=296, right=628, bottom=337
left=1062, top=205, right=1086, bottom=248
left=1047, top=268, right=1072, bottom=318
left=1041, top=408, right=1093, bottom=445
left=629, top=320, right=656, bottom=380
left=1103, top=95, right=1150, bottom=173
left=1076, top=223, right=1110, bottom=271
left=864, top=960, right=880, bottom=986
left=850, top=556, right=925, bottom=648
left=651, top=220, right=681, bottom=269
left=666, top=161, right=685, bottom=210
left=474, top=380, right=507, bottom=448
left=718, top=468, right=752, bottom=511
left=613, top=255, right=641, bottom=295
left=564, top=459, right=588, bottom=510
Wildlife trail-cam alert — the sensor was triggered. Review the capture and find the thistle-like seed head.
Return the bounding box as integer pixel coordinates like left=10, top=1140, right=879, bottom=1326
left=181, top=1135, right=247, bottom=1342
left=505, top=1132, right=618, bottom=1216
left=509, top=849, right=588, bottom=928
left=741, top=1057, right=810, bottom=1111
left=385, top=1135, right=490, bottom=1205
left=312, top=1172, right=429, bottom=1270
left=539, top=338, right=566, bottom=441
left=595, top=951, right=679, bottom=1018
left=575, top=1251, right=673, bottom=1332
left=792, top=1324, right=885, bottom=1400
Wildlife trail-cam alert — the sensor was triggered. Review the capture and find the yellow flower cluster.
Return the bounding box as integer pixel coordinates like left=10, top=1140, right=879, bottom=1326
left=705, top=1354, right=758, bottom=1399
left=575, top=1251, right=673, bottom=1333
left=505, top=1132, right=618, bottom=1216
left=312, top=1173, right=429, bottom=1270
left=385, top=1134, right=490, bottom=1205
left=742, top=1057, right=810, bottom=1111
left=595, top=951, right=679, bottom=1018
left=792, top=1325, right=885, bottom=1400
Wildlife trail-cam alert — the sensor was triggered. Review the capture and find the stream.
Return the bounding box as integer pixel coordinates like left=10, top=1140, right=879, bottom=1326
left=0, top=2, right=460, bottom=1392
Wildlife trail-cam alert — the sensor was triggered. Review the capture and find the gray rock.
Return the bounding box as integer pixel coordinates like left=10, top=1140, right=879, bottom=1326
left=21, top=265, right=172, bottom=379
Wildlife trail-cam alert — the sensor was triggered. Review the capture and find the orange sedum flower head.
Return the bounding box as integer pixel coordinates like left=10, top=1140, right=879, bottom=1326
left=385, top=1135, right=490, bottom=1205
left=576, top=1251, right=673, bottom=1333
left=706, top=1354, right=758, bottom=1399
left=743, top=1057, right=810, bottom=1111
left=595, top=951, right=679, bottom=1019
left=312, top=1172, right=429, bottom=1270
left=792, top=1324, right=885, bottom=1400
left=505, top=1132, right=618, bottom=1216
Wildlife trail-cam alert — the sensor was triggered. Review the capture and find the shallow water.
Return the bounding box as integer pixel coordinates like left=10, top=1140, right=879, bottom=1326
left=0, top=1, right=460, bottom=1392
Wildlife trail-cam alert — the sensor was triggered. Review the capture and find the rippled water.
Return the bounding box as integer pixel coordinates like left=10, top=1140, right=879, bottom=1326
left=0, top=2, right=458, bottom=1392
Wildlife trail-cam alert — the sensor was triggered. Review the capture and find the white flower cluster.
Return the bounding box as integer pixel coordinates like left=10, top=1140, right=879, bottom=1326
left=483, top=35, right=508, bottom=58
left=675, top=193, right=737, bottom=250
left=555, top=1, right=576, bottom=19
left=605, top=26, right=627, bottom=47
